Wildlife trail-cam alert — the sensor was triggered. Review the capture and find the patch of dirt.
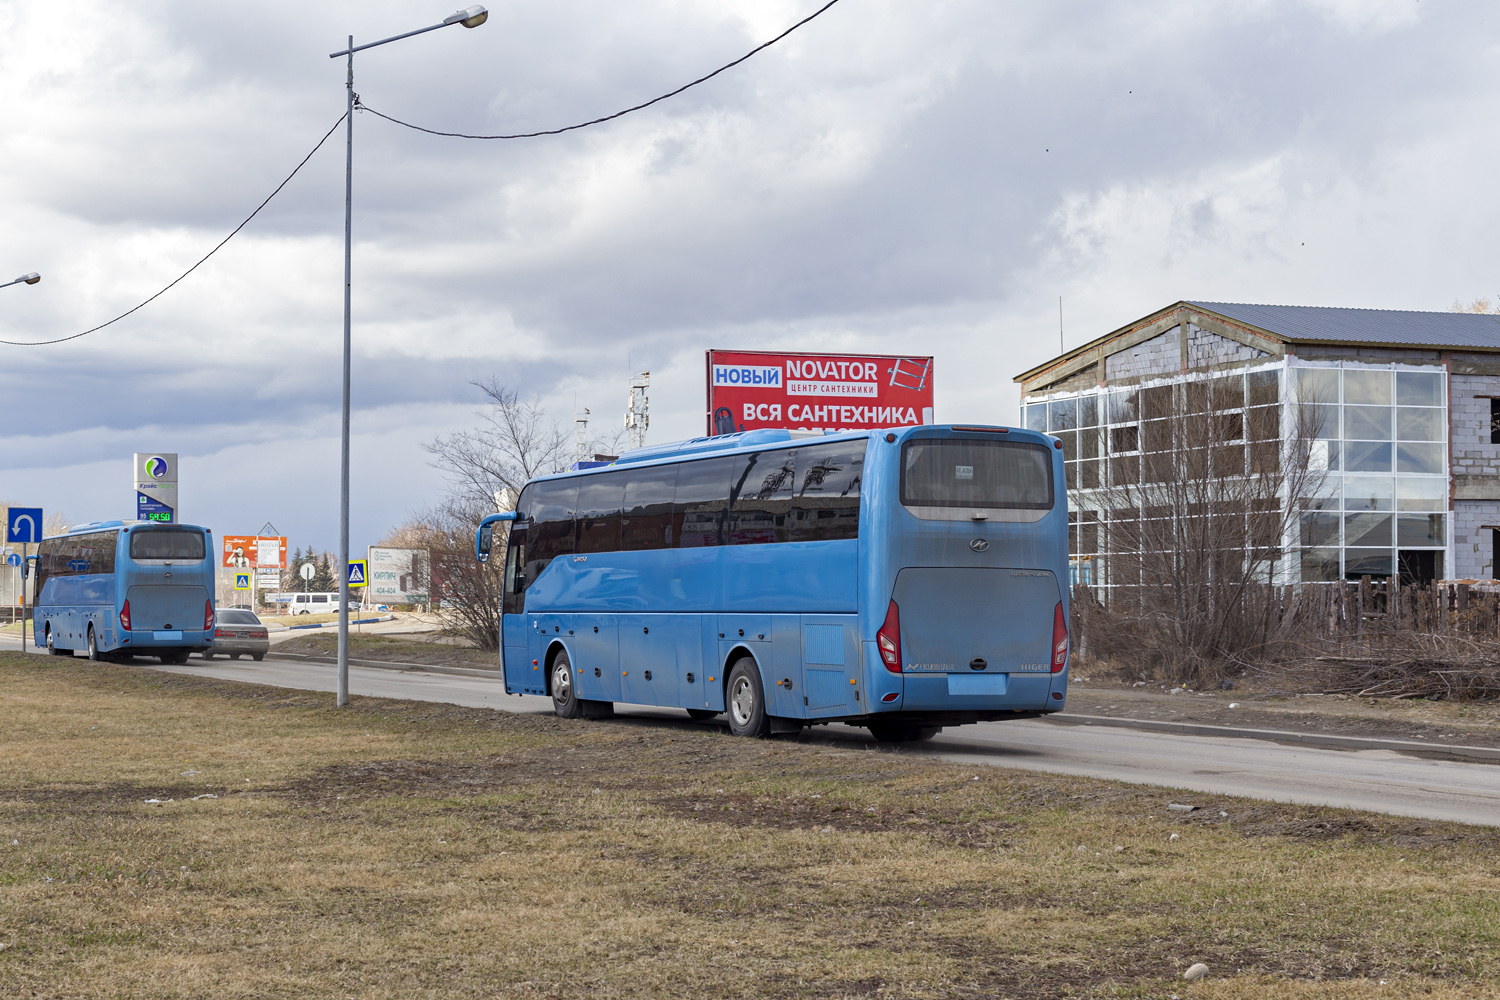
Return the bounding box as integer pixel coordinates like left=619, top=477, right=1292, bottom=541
left=270, top=632, right=499, bottom=670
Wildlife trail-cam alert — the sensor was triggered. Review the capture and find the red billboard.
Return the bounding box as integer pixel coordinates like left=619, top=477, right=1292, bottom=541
left=705, top=350, right=934, bottom=435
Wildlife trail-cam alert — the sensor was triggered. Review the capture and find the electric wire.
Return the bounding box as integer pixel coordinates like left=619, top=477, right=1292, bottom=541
left=4, top=0, right=843, bottom=347
left=355, top=0, right=843, bottom=139
left=0, top=112, right=348, bottom=347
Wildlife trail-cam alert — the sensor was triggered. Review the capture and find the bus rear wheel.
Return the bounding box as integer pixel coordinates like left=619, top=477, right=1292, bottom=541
left=867, top=724, right=942, bottom=744
left=86, top=626, right=99, bottom=661
left=726, top=658, right=769, bottom=738
left=550, top=649, right=585, bottom=719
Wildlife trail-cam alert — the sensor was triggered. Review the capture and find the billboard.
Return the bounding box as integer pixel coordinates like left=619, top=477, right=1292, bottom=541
left=367, top=547, right=430, bottom=604
left=221, top=535, right=287, bottom=570
left=134, top=452, right=178, bottom=523
left=705, top=350, right=934, bottom=435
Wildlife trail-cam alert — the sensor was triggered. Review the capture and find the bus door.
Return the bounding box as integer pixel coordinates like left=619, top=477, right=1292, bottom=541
left=501, top=525, right=529, bottom=691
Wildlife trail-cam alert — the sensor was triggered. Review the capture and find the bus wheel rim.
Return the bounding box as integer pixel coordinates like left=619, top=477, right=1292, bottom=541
left=731, top=676, right=754, bottom=725
left=553, top=662, right=571, bottom=704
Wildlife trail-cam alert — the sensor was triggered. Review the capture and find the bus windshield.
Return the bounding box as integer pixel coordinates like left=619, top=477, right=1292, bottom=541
left=129, top=528, right=207, bottom=561
left=901, top=438, right=1053, bottom=509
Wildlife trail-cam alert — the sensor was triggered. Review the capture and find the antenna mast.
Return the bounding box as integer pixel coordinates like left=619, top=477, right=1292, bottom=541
left=625, top=371, right=651, bottom=450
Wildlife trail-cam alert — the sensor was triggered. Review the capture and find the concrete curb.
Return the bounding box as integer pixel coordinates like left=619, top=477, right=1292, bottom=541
left=265, top=650, right=503, bottom=680
left=284, top=614, right=395, bottom=631
left=1044, top=713, right=1500, bottom=764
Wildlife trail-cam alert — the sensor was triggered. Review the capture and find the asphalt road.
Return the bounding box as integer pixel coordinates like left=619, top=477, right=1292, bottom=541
left=5, top=634, right=1496, bottom=827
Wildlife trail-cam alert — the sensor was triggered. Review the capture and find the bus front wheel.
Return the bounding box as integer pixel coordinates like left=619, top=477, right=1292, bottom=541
left=550, top=649, right=586, bottom=719
left=726, top=658, right=769, bottom=738
left=46, top=628, right=71, bottom=657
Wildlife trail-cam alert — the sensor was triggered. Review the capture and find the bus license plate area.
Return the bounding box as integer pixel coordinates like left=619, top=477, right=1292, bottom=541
left=946, top=672, right=1007, bottom=697
left=153, top=630, right=183, bottom=641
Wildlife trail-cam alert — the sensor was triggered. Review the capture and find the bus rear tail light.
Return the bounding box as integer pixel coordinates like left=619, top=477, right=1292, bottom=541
left=1051, top=602, right=1068, bottom=673
left=120, top=601, right=131, bottom=632
left=877, top=600, right=901, bottom=673
left=204, top=600, right=215, bottom=632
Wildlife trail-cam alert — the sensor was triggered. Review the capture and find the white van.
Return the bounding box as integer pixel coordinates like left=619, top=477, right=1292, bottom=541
left=285, top=592, right=359, bottom=615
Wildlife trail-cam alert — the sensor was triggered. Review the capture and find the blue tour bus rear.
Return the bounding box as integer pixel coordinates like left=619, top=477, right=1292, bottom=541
left=476, top=422, right=1068, bottom=738
left=857, top=424, right=1070, bottom=727
left=33, top=521, right=215, bottom=662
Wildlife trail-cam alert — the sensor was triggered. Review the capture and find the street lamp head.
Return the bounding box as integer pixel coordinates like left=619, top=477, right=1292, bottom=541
left=19, top=273, right=40, bottom=285
left=443, top=5, right=488, bottom=28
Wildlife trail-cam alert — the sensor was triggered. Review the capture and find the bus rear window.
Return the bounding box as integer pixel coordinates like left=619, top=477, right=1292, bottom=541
left=901, top=439, right=1054, bottom=509
left=129, top=528, right=207, bottom=561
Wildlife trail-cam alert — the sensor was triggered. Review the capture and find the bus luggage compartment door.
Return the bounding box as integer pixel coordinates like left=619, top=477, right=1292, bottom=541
left=618, top=614, right=674, bottom=706
left=800, top=617, right=857, bottom=718
left=890, top=567, right=1058, bottom=710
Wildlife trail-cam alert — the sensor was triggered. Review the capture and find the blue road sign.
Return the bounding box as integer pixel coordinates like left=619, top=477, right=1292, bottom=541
left=6, top=508, right=43, bottom=544
left=346, top=560, right=367, bottom=586
left=5, top=553, right=20, bottom=568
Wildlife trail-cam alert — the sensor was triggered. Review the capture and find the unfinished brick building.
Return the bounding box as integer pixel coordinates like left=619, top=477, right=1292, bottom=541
left=1014, top=301, right=1500, bottom=586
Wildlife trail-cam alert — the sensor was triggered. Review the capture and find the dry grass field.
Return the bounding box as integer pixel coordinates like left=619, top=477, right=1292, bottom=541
left=0, top=651, right=1497, bottom=999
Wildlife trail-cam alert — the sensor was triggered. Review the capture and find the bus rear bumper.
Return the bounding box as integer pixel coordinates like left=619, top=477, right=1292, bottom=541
left=878, top=671, right=1059, bottom=714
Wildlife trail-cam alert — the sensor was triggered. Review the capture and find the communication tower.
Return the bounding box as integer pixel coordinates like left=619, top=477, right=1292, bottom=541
left=625, top=371, right=650, bottom=450
left=574, top=407, right=590, bottom=465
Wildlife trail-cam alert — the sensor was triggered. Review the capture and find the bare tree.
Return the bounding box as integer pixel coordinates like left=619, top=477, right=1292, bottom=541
left=418, top=379, right=621, bottom=649
left=426, top=377, right=572, bottom=509
left=1079, top=374, right=1328, bottom=685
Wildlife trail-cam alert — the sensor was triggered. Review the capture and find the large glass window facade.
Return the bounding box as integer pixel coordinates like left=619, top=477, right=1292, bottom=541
left=1025, top=361, right=1449, bottom=586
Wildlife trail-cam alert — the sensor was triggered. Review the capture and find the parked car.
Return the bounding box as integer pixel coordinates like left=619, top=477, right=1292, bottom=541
left=203, top=609, right=269, bottom=661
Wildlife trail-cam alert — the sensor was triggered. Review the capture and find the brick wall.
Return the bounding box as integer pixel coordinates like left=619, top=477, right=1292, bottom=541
left=1294, top=345, right=1443, bottom=362
left=1449, top=373, right=1500, bottom=475
left=1186, top=323, right=1265, bottom=368
left=1104, top=326, right=1180, bottom=381
left=1452, top=502, right=1499, bottom=579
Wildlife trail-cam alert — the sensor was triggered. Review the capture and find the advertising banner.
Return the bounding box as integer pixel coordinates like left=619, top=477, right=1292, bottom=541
left=221, top=535, right=288, bottom=569
left=367, top=547, right=430, bottom=604
left=705, top=350, right=934, bottom=435
left=133, top=452, right=178, bottom=523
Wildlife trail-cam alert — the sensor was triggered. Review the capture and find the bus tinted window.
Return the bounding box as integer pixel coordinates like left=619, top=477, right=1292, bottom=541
left=35, top=531, right=120, bottom=592
left=675, top=457, right=734, bottom=548
left=524, top=479, right=579, bottom=582
left=575, top=473, right=623, bottom=554
left=731, top=448, right=796, bottom=544
left=129, top=528, right=205, bottom=561
left=792, top=441, right=864, bottom=542
left=621, top=464, right=677, bottom=550
left=502, top=526, right=528, bottom=614
left=901, top=439, right=1053, bottom=509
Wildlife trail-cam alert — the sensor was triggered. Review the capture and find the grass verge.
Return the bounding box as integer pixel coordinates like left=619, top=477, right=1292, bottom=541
left=271, top=632, right=496, bottom=669
left=1, top=651, right=1497, bottom=999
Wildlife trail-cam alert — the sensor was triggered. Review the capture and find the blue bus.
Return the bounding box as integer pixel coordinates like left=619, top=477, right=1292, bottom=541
left=475, top=424, right=1069, bottom=741
left=33, top=521, right=216, bottom=663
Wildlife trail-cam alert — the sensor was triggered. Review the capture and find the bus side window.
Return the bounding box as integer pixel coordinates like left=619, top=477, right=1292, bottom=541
left=674, top=456, right=736, bottom=548
left=792, top=440, right=865, bottom=542
left=502, top=527, right=528, bottom=615
left=621, top=465, right=677, bottom=551
left=526, top=479, right=579, bottom=582
left=730, top=447, right=796, bottom=545
left=575, top=473, right=624, bottom=554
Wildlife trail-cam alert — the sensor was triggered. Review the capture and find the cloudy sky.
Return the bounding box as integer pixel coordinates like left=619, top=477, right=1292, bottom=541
left=2, top=0, right=1497, bottom=553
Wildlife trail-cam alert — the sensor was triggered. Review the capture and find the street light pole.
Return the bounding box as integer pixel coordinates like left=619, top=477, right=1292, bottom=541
left=328, top=6, right=488, bottom=709
left=0, top=273, right=41, bottom=290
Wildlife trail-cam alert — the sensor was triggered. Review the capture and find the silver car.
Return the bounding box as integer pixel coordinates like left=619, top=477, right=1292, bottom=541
left=203, top=609, right=269, bottom=661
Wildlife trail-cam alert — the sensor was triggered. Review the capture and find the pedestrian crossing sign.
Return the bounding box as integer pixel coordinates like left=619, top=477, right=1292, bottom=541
left=234, top=572, right=251, bottom=590
left=346, top=560, right=367, bottom=587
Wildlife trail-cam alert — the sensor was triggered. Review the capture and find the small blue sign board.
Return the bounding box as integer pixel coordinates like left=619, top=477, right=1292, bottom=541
left=5, top=553, right=20, bottom=568
left=346, top=560, right=367, bottom=586
left=6, top=507, right=43, bottom=544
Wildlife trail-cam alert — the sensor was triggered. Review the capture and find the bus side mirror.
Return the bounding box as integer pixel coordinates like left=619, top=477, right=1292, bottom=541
left=475, top=511, right=520, bottom=563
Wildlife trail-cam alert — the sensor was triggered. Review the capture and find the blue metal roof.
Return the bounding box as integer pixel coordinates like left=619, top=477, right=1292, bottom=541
left=1190, top=301, right=1500, bottom=350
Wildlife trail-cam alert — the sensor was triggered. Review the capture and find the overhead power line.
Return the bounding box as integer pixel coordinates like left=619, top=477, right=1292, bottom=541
left=0, top=113, right=348, bottom=348
left=3, top=0, right=844, bottom=347
left=355, top=0, right=843, bottom=139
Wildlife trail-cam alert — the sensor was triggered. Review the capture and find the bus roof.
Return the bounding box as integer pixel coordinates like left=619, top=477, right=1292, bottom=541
left=48, top=520, right=211, bottom=538
left=530, top=428, right=873, bottom=483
